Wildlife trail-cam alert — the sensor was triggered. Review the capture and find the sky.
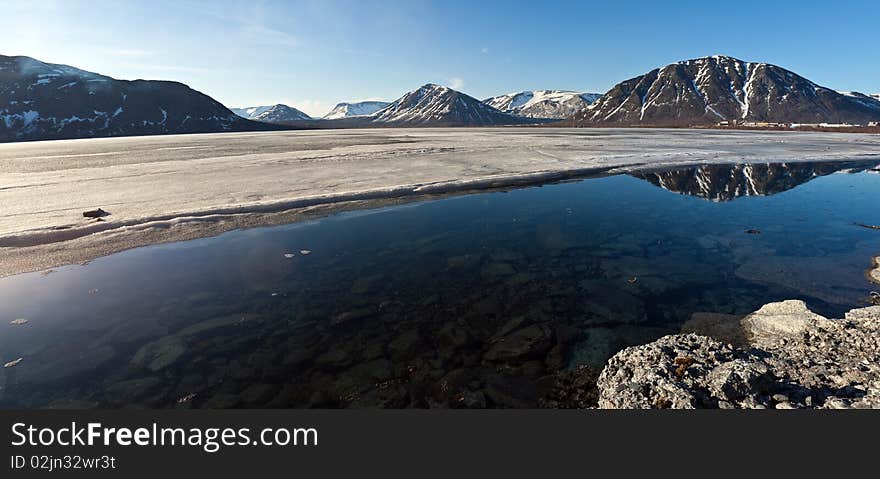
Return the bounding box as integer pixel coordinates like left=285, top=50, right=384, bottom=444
left=5, top=0, right=880, bottom=117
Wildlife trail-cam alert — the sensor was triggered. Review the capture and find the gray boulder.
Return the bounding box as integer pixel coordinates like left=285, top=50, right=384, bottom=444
left=598, top=301, right=880, bottom=409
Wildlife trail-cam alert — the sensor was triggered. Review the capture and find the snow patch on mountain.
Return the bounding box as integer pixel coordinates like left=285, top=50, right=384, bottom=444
left=323, top=101, right=390, bottom=119
left=577, top=55, right=880, bottom=125
left=231, top=104, right=311, bottom=122
left=484, top=90, right=601, bottom=118
left=1, top=54, right=272, bottom=142
left=838, top=91, right=880, bottom=111
left=231, top=106, right=273, bottom=118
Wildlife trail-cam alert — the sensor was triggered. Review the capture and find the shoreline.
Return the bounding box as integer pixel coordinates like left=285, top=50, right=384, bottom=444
left=2, top=128, right=880, bottom=277
left=596, top=301, right=880, bottom=409
left=0, top=172, right=617, bottom=278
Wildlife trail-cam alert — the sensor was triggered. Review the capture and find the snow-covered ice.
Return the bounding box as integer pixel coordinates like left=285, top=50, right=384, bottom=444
left=1, top=127, right=879, bottom=276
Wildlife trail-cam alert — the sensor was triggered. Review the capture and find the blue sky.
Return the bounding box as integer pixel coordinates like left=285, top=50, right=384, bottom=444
left=6, top=0, right=879, bottom=116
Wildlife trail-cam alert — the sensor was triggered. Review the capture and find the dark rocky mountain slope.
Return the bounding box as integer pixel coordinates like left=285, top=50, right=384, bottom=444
left=0, top=55, right=278, bottom=142
left=574, top=55, right=880, bottom=126
left=372, top=83, right=537, bottom=126
left=231, top=104, right=311, bottom=122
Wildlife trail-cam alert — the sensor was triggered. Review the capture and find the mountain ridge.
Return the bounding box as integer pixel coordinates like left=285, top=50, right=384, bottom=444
left=371, top=83, right=537, bottom=126
left=232, top=104, right=311, bottom=122
left=484, top=90, right=601, bottom=119
left=0, top=55, right=278, bottom=142
left=574, top=55, right=880, bottom=126
left=323, top=101, right=390, bottom=119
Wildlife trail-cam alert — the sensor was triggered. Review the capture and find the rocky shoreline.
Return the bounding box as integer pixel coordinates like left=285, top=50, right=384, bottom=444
left=595, top=300, right=880, bottom=409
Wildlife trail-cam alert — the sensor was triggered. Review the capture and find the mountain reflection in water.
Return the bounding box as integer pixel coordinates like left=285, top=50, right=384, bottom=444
left=631, top=160, right=880, bottom=202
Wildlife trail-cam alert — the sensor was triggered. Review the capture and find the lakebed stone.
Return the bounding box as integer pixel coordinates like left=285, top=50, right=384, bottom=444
left=484, top=324, right=553, bottom=362
left=680, top=312, right=746, bottom=347
left=869, top=255, right=880, bottom=285
left=104, top=377, right=163, bottom=405
left=131, top=336, right=187, bottom=372
left=16, top=346, right=116, bottom=386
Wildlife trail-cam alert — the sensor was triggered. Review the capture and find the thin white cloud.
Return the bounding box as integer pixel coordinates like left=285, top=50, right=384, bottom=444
left=121, top=63, right=214, bottom=74
left=448, top=77, right=465, bottom=90
left=242, top=23, right=300, bottom=47
left=481, top=47, right=489, bottom=54
left=110, top=48, right=153, bottom=58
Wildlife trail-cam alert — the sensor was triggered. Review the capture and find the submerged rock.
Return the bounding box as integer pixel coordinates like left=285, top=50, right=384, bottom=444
left=578, top=281, right=647, bottom=324
left=484, top=324, right=553, bottom=362
left=868, top=255, right=880, bottom=285
left=735, top=256, right=868, bottom=306
left=239, top=383, right=279, bottom=406
left=16, top=346, right=116, bottom=385
left=597, top=301, right=880, bottom=409
left=131, top=336, right=186, bottom=372
left=680, top=312, right=746, bottom=347
left=204, top=393, right=241, bottom=409
left=105, top=377, right=163, bottom=405
left=537, top=365, right=601, bottom=408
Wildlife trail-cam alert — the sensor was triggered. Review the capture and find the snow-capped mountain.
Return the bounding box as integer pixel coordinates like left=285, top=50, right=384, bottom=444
left=574, top=55, right=880, bottom=126
left=632, top=161, right=877, bottom=202
left=323, top=101, right=390, bottom=119
left=484, top=90, right=601, bottom=119
left=231, top=104, right=311, bottom=122
left=371, top=83, right=533, bottom=126
left=0, top=55, right=275, bottom=142
left=871, top=93, right=880, bottom=101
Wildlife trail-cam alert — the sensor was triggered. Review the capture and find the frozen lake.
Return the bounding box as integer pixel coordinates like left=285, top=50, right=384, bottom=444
left=1, top=159, right=878, bottom=408
left=2, top=127, right=880, bottom=276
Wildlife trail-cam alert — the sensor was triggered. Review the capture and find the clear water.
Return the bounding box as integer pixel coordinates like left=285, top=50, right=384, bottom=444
left=1, top=160, right=879, bottom=408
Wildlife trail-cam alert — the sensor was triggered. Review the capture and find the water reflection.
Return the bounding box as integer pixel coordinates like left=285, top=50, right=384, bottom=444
left=631, top=160, right=880, bottom=201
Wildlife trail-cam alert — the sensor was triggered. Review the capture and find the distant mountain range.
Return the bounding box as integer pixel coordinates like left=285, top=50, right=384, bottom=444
left=3, top=53, right=878, bottom=142
left=484, top=90, right=601, bottom=119
left=0, top=55, right=277, bottom=142
left=369, top=83, right=535, bottom=126
left=231, top=104, right=311, bottom=122
left=574, top=55, right=880, bottom=126
left=632, top=160, right=880, bottom=202
left=323, top=101, right=390, bottom=119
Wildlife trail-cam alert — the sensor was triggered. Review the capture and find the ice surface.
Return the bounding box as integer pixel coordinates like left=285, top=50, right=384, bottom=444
left=1, top=127, right=879, bottom=276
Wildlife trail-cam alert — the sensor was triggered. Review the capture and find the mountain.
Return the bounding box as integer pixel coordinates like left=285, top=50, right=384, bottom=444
left=574, top=55, right=880, bottom=126
left=871, top=93, right=880, bottom=101
left=632, top=160, right=879, bottom=202
left=837, top=91, right=880, bottom=113
left=323, top=101, right=390, bottom=119
left=0, top=55, right=276, bottom=142
left=484, top=90, right=601, bottom=119
left=231, top=104, right=311, bottom=122
left=371, top=83, right=535, bottom=126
